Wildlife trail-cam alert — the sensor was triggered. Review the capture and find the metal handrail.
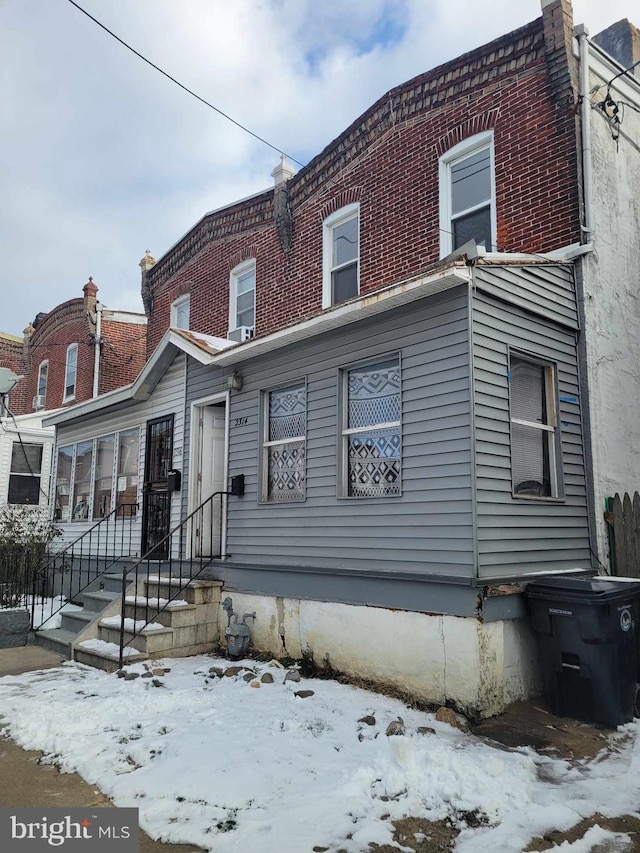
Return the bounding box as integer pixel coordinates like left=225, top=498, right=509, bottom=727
left=118, top=490, right=230, bottom=668
left=28, top=503, right=139, bottom=631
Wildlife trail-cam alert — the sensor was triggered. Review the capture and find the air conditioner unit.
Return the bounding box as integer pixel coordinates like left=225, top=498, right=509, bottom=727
left=227, top=326, right=254, bottom=343
left=32, top=394, right=46, bottom=410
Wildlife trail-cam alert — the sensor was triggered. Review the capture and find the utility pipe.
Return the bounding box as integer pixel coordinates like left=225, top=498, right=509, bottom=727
left=92, top=300, right=103, bottom=398
left=575, top=24, right=593, bottom=240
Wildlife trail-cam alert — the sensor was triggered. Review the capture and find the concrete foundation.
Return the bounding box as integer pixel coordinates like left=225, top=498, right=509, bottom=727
left=217, top=593, right=543, bottom=717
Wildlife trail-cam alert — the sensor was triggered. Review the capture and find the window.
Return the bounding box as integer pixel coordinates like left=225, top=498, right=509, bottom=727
left=72, top=440, right=93, bottom=520
left=54, top=445, right=73, bottom=521
left=262, top=383, right=306, bottom=502
left=53, top=428, right=140, bottom=523
left=229, top=260, right=255, bottom=334
left=341, top=356, right=401, bottom=498
left=8, top=443, right=43, bottom=505
left=64, top=343, right=78, bottom=401
left=439, top=131, right=495, bottom=257
left=36, top=361, right=48, bottom=405
left=116, top=428, right=139, bottom=515
left=171, top=294, right=190, bottom=330
left=323, top=203, right=359, bottom=308
left=93, top=434, right=115, bottom=518
left=509, top=353, right=560, bottom=499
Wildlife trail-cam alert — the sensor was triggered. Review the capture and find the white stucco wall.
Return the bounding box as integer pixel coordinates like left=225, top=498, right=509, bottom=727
left=217, top=592, right=542, bottom=717
left=581, top=45, right=640, bottom=566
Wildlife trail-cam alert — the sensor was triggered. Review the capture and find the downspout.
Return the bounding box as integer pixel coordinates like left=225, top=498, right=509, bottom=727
left=575, top=24, right=599, bottom=570
left=575, top=24, right=593, bottom=240
left=92, top=301, right=103, bottom=398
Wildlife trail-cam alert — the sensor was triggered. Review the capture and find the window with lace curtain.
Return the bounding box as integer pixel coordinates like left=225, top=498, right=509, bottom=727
left=340, top=356, right=401, bottom=498
left=261, top=382, right=306, bottom=502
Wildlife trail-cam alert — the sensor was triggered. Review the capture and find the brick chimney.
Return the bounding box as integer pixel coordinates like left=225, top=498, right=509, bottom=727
left=593, top=19, right=640, bottom=73
left=541, top=0, right=579, bottom=104
left=140, top=251, right=156, bottom=318
left=271, top=156, right=296, bottom=253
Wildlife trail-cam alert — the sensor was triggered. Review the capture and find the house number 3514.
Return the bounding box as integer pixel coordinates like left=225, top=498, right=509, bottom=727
left=234, top=417, right=249, bottom=427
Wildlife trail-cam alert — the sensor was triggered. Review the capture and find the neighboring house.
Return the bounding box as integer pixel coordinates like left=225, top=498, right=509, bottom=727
left=0, top=412, right=55, bottom=510
left=41, top=0, right=640, bottom=715
left=0, top=281, right=147, bottom=513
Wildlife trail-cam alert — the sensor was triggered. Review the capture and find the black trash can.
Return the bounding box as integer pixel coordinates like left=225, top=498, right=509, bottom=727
left=525, top=576, right=640, bottom=727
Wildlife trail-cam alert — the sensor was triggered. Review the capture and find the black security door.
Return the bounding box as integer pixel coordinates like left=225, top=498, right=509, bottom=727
left=141, top=415, right=174, bottom=559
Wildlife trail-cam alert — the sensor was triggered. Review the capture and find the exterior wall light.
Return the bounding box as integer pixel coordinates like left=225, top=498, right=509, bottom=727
left=227, top=370, right=243, bottom=392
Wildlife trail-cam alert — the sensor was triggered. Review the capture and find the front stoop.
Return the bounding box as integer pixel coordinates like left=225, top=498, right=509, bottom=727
left=73, top=577, right=223, bottom=670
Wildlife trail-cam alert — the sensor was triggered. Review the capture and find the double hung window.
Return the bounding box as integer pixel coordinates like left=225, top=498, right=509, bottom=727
left=341, top=357, right=401, bottom=498
left=509, top=353, right=560, bottom=498
left=262, top=383, right=306, bottom=502
left=323, top=204, right=359, bottom=308
left=229, top=260, right=256, bottom=335
left=171, top=295, right=190, bottom=330
left=8, top=443, right=43, bottom=505
left=439, top=132, right=495, bottom=256
left=64, top=343, right=78, bottom=401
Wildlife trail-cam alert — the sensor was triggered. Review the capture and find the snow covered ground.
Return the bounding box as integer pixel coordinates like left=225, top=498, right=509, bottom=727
left=0, top=655, right=639, bottom=852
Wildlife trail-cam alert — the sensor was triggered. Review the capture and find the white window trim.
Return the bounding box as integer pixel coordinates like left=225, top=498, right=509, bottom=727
left=508, top=351, right=562, bottom=501
left=439, top=130, right=496, bottom=258
left=170, top=294, right=190, bottom=330
left=228, top=259, right=256, bottom=335
left=322, top=202, right=360, bottom=309
left=260, top=381, right=307, bottom=504
left=37, top=360, right=48, bottom=399
left=339, top=354, right=402, bottom=499
left=63, top=343, right=78, bottom=402
left=8, top=441, right=43, bottom=506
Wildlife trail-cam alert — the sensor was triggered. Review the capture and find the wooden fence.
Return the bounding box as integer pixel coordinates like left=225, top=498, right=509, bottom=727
left=605, top=492, right=640, bottom=577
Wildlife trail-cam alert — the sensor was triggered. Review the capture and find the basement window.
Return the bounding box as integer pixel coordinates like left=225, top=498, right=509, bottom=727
left=509, top=353, right=561, bottom=499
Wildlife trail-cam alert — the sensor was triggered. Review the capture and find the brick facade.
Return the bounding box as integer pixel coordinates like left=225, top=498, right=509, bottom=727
left=0, top=281, right=147, bottom=415
left=144, top=8, right=581, bottom=357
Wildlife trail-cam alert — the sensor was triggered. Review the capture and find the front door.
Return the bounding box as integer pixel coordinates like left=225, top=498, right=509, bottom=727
left=142, top=415, right=174, bottom=559
left=193, top=404, right=226, bottom=557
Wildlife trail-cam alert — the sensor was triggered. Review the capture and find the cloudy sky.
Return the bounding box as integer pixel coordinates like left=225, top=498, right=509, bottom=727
left=0, top=0, right=634, bottom=335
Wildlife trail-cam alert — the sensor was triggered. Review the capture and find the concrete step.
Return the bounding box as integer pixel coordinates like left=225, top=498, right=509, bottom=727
left=99, top=563, right=171, bottom=594
left=98, top=620, right=175, bottom=654
left=124, top=598, right=198, bottom=629
left=60, top=610, right=95, bottom=634
left=34, top=628, right=76, bottom=657
left=74, top=639, right=148, bottom=672
left=81, top=590, right=119, bottom=613
left=145, top=577, right=223, bottom=606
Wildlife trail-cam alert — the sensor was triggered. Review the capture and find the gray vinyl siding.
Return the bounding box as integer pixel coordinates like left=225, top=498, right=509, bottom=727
left=474, top=264, right=579, bottom=330
left=472, top=281, right=590, bottom=579
left=224, top=286, right=475, bottom=577
left=52, top=354, right=187, bottom=557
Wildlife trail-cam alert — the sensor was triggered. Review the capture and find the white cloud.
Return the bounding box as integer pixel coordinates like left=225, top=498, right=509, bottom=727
left=0, top=0, right=635, bottom=333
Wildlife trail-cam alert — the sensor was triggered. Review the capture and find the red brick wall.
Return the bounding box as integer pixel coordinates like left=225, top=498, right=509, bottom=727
left=145, top=16, right=581, bottom=356
left=23, top=299, right=95, bottom=411
left=0, top=335, right=28, bottom=415
left=98, top=318, right=147, bottom=396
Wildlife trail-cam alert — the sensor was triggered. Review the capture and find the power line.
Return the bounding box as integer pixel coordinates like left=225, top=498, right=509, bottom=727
left=65, top=0, right=306, bottom=170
